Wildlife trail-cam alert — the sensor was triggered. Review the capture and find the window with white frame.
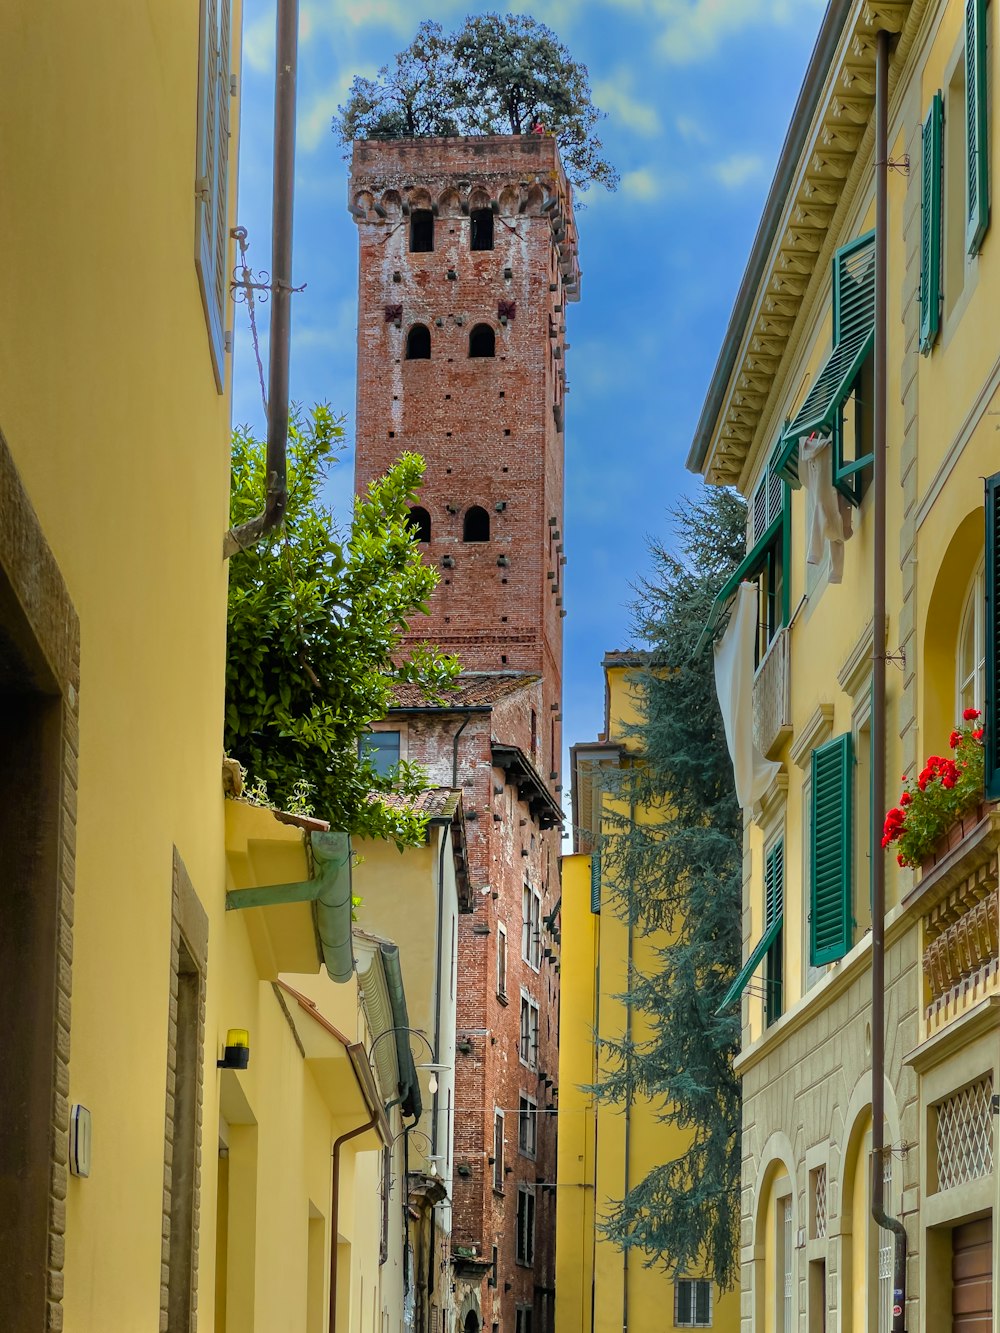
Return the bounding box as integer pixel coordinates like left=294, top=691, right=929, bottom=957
left=674, top=1278, right=712, bottom=1328
left=515, top=1307, right=533, bottom=1333
left=194, top=0, right=234, bottom=390
left=519, top=994, right=539, bottom=1068
left=492, top=1109, right=504, bottom=1192
left=778, top=1195, right=793, bottom=1333
left=518, top=1094, right=537, bottom=1159
left=497, top=923, right=508, bottom=1001
left=522, top=883, right=542, bottom=969
left=958, top=559, right=986, bottom=718
left=515, top=1184, right=535, bottom=1265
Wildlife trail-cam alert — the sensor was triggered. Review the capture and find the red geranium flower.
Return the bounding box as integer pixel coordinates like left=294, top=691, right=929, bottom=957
left=963, top=707, right=981, bottom=721
left=949, top=730, right=962, bottom=749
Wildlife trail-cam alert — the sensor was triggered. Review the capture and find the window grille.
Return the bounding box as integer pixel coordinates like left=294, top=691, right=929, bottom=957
left=877, top=1153, right=893, bottom=1333
left=813, top=1165, right=827, bottom=1240
left=674, top=1278, right=712, bottom=1327
left=782, top=1197, right=793, bottom=1333
left=936, top=1076, right=995, bottom=1191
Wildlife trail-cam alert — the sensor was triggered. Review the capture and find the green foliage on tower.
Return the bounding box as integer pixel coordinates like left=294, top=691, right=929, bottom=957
left=333, top=15, right=619, bottom=193
left=225, top=404, right=459, bottom=846
left=593, top=486, right=747, bottom=1291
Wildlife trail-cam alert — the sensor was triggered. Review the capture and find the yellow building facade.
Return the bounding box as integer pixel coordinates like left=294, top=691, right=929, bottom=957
left=556, top=659, right=740, bottom=1333
left=0, top=4, right=415, bottom=1330
left=689, top=2, right=1000, bottom=1329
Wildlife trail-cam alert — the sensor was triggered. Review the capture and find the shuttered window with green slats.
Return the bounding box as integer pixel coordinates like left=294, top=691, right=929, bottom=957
left=590, top=850, right=602, bottom=914
left=776, top=233, right=876, bottom=487
left=986, top=472, right=1000, bottom=799
left=195, top=0, right=233, bottom=391
left=965, top=0, right=990, bottom=255
left=764, top=839, right=784, bottom=1026
left=810, top=734, right=854, bottom=966
left=921, top=92, right=945, bottom=354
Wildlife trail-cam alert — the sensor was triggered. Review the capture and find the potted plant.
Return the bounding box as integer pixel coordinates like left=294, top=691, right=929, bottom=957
left=882, top=710, right=986, bottom=869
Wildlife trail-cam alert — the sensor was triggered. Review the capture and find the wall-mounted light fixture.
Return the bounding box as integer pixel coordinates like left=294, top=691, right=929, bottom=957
left=217, top=1028, right=250, bottom=1070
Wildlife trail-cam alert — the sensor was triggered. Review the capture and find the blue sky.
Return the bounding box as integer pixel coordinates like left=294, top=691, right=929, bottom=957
left=232, top=0, right=826, bottom=791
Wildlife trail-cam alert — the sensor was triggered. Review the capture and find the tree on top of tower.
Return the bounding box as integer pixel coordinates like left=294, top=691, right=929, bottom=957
left=333, top=15, right=619, bottom=193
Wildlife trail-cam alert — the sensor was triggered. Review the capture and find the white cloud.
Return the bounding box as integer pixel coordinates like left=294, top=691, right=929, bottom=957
left=599, top=0, right=825, bottom=64
left=709, top=151, right=765, bottom=189
left=299, top=65, right=377, bottom=152
left=620, top=167, right=663, bottom=201
left=674, top=113, right=710, bottom=144
left=591, top=71, right=661, bottom=137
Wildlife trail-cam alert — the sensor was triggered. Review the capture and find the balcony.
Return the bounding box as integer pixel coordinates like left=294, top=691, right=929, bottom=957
left=752, top=628, right=791, bottom=760
left=908, top=805, right=1000, bottom=1041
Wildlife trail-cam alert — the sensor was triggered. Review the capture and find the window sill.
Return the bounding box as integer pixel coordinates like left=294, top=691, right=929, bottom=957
left=497, top=991, right=509, bottom=1007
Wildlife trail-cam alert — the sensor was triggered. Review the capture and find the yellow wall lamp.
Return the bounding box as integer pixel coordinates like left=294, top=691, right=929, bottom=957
left=217, top=1027, right=251, bottom=1070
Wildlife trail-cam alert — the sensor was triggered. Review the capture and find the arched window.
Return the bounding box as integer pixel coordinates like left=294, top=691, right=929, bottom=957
left=957, top=558, right=986, bottom=718
left=463, top=506, right=490, bottom=542
left=469, top=324, right=495, bottom=358
left=407, top=506, right=431, bottom=543
left=410, top=209, right=434, bottom=252
left=464, top=1314, right=479, bottom=1333
left=470, top=208, right=494, bottom=251
left=405, top=324, right=431, bottom=360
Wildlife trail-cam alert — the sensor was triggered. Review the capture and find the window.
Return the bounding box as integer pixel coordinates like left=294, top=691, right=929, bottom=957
left=195, top=0, right=233, bottom=390
left=986, top=473, right=1000, bottom=799
left=763, top=839, right=784, bottom=1027
left=965, top=0, right=990, bottom=255
left=469, top=324, right=496, bottom=358
left=810, top=734, right=853, bottom=966
left=958, top=559, right=986, bottom=718
left=920, top=92, right=944, bottom=353
left=463, top=506, right=490, bottom=542
left=516, top=1184, right=535, bottom=1265
left=833, top=350, right=874, bottom=506
left=360, top=731, right=400, bottom=776
left=410, top=210, right=434, bottom=252
left=674, top=1278, right=712, bottom=1328
left=492, top=1110, right=504, bottom=1192
left=518, top=1094, right=537, bottom=1159
left=590, top=850, right=602, bottom=914
left=522, top=885, right=541, bottom=969
left=471, top=208, right=494, bottom=251
left=945, top=54, right=969, bottom=316
left=776, top=233, right=876, bottom=488
left=497, top=923, right=508, bottom=1001
left=515, top=1307, right=533, bottom=1333
left=407, top=506, right=431, bottom=543
left=167, top=935, right=205, bottom=1332
left=406, top=324, right=431, bottom=359
left=778, top=1197, right=793, bottom=1333
left=519, top=994, right=539, bottom=1068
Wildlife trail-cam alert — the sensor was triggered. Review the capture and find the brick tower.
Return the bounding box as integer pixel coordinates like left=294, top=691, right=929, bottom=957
left=351, top=135, right=579, bottom=1333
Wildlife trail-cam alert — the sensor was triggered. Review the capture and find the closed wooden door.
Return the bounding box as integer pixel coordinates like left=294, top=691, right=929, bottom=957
left=952, top=1217, right=993, bottom=1333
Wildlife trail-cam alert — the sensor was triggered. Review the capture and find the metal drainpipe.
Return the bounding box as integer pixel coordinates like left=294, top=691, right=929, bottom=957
left=871, top=28, right=908, bottom=1333
left=622, top=811, right=635, bottom=1333
left=223, top=0, right=298, bottom=558
left=329, top=1111, right=378, bottom=1333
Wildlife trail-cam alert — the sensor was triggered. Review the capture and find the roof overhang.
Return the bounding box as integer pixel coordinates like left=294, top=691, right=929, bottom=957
left=687, top=0, right=918, bottom=488
left=491, top=742, right=563, bottom=829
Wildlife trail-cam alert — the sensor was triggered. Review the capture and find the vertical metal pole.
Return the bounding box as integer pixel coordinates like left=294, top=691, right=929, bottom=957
left=871, top=27, right=907, bottom=1333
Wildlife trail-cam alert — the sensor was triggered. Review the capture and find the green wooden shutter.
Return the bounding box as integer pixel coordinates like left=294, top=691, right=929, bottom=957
left=195, top=0, right=232, bottom=387
left=590, top=850, right=602, bottom=914
left=810, top=734, right=854, bottom=966
left=986, top=473, right=1000, bottom=799
left=764, top=840, right=784, bottom=1024
left=966, top=0, right=990, bottom=255
left=776, top=233, right=876, bottom=486
left=920, top=93, right=944, bottom=354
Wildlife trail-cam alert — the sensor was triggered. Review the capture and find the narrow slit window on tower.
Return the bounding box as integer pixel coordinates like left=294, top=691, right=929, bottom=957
left=470, top=208, right=494, bottom=251
left=463, top=506, right=490, bottom=542
left=406, top=324, right=431, bottom=360
left=469, top=324, right=496, bottom=358
left=410, top=210, right=434, bottom=253
left=407, top=506, right=431, bottom=543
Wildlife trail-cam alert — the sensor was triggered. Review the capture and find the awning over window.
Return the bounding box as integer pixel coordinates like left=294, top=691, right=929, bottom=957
left=718, top=912, right=783, bottom=1013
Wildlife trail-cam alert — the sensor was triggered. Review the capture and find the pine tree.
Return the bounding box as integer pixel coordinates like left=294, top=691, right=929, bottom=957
left=593, top=486, right=747, bottom=1290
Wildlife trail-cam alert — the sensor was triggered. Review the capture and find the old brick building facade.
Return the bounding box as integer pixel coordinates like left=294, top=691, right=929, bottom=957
left=350, top=135, right=579, bottom=1333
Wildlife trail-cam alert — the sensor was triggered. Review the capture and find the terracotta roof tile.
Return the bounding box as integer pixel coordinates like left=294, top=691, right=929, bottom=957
left=373, top=787, right=462, bottom=819
left=391, top=671, right=538, bottom=710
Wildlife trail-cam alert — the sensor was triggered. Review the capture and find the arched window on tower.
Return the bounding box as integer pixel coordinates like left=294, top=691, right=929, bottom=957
left=405, top=324, right=431, bottom=360
left=410, top=210, right=434, bottom=252
left=470, top=208, right=494, bottom=251
left=407, top=506, right=431, bottom=543
left=469, top=324, right=495, bottom=358
left=463, top=506, right=490, bottom=542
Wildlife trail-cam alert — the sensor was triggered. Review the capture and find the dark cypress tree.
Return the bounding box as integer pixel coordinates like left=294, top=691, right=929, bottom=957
left=593, top=485, right=747, bottom=1291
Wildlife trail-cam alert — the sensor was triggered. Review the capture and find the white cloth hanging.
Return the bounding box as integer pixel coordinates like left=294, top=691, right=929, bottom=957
left=799, top=431, right=851, bottom=583
left=714, top=582, right=782, bottom=810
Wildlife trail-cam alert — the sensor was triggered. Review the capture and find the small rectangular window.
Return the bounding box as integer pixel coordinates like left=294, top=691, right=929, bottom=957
left=410, top=210, right=434, bottom=253
left=515, top=1307, right=533, bottom=1333
left=518, top=1094, right=537, bottom=1159
left=516, top=1185, right=535, bottom=1265
left=519, top=995, right=539, bottom=1068
left=522, top=885, right=542, bottom=969
left=497, top=923, right=508, bottom=1000
left=471, top=208, right=494, bottom=251
left=360, top=731, right=400, bottom=776
left=493, top=1110, right=505, bottom=1192
left=674, top=1278, right=712, bottom=1327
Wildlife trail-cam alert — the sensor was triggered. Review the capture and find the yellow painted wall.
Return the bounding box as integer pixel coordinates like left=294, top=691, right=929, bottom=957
left=557, top=666, right=739, bottom=1333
